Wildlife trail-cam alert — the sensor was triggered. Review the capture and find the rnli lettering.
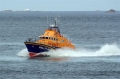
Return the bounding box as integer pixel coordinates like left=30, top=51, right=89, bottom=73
left=39, top=47, right=44, bottom=49
left=32, top=46, right=34, bottom=47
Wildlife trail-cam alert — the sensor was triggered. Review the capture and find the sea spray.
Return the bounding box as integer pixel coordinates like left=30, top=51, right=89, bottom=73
left=95, top=44, right=120, bottom=56
left=17, top=48, right=29, bottom=57
left=46, top=44, right=120, bottom=57
left=17, top=44, right=120, bottom=57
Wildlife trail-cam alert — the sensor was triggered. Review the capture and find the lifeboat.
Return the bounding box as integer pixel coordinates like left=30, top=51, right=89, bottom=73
left=24, top=19, right=75, bottom=58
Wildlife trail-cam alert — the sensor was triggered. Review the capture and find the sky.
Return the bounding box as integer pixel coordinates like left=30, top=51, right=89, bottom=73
left=0, top=0, right=120, bottom=11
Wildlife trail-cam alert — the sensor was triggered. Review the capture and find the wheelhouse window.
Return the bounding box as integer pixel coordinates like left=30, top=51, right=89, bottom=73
left=51, top=37, right=54, bottom=40
left=40, top=36, right=58, bottom=41
left=40, top=37, right=43, bottom=39
left=40, top=37, right=47, bottom=39
left=46, top=37, right=48, bottom=39
left=54, top=38, right=58, bottom=41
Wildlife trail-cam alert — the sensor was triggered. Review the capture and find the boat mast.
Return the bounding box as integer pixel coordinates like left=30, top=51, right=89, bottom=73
left=55, top=18, right=57, bottom=27
left=54, top=18, right=60, bottom=33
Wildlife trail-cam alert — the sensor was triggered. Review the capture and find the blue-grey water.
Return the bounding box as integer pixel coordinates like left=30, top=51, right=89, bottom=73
left=0, top=11, right=120, bottom=79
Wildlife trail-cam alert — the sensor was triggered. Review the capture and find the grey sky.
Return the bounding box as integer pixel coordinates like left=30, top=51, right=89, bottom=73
left=0, top=0, right=119, bottom=11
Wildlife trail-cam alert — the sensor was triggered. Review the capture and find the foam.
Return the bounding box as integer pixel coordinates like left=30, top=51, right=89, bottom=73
left=17, top=48, right=29, bottom=57
left=17, top=44, right=120, bottom=57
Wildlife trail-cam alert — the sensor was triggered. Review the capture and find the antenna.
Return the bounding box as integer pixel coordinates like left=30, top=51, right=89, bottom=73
left=57, top=11, right=60, bottom=27
left=47, top=12, right=49, bottom=27
left=55, top=18, right=57, bottom=26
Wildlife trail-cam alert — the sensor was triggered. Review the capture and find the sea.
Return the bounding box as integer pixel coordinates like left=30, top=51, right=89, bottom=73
left=0, top=11, right=120, bottom=79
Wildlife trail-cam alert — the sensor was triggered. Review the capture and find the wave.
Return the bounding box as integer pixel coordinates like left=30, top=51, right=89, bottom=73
left=17, top=44, right=120, bottom=57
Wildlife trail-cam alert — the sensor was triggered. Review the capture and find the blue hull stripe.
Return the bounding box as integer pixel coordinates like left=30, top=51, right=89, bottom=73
left=25, top=44, right=49, bottom=53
